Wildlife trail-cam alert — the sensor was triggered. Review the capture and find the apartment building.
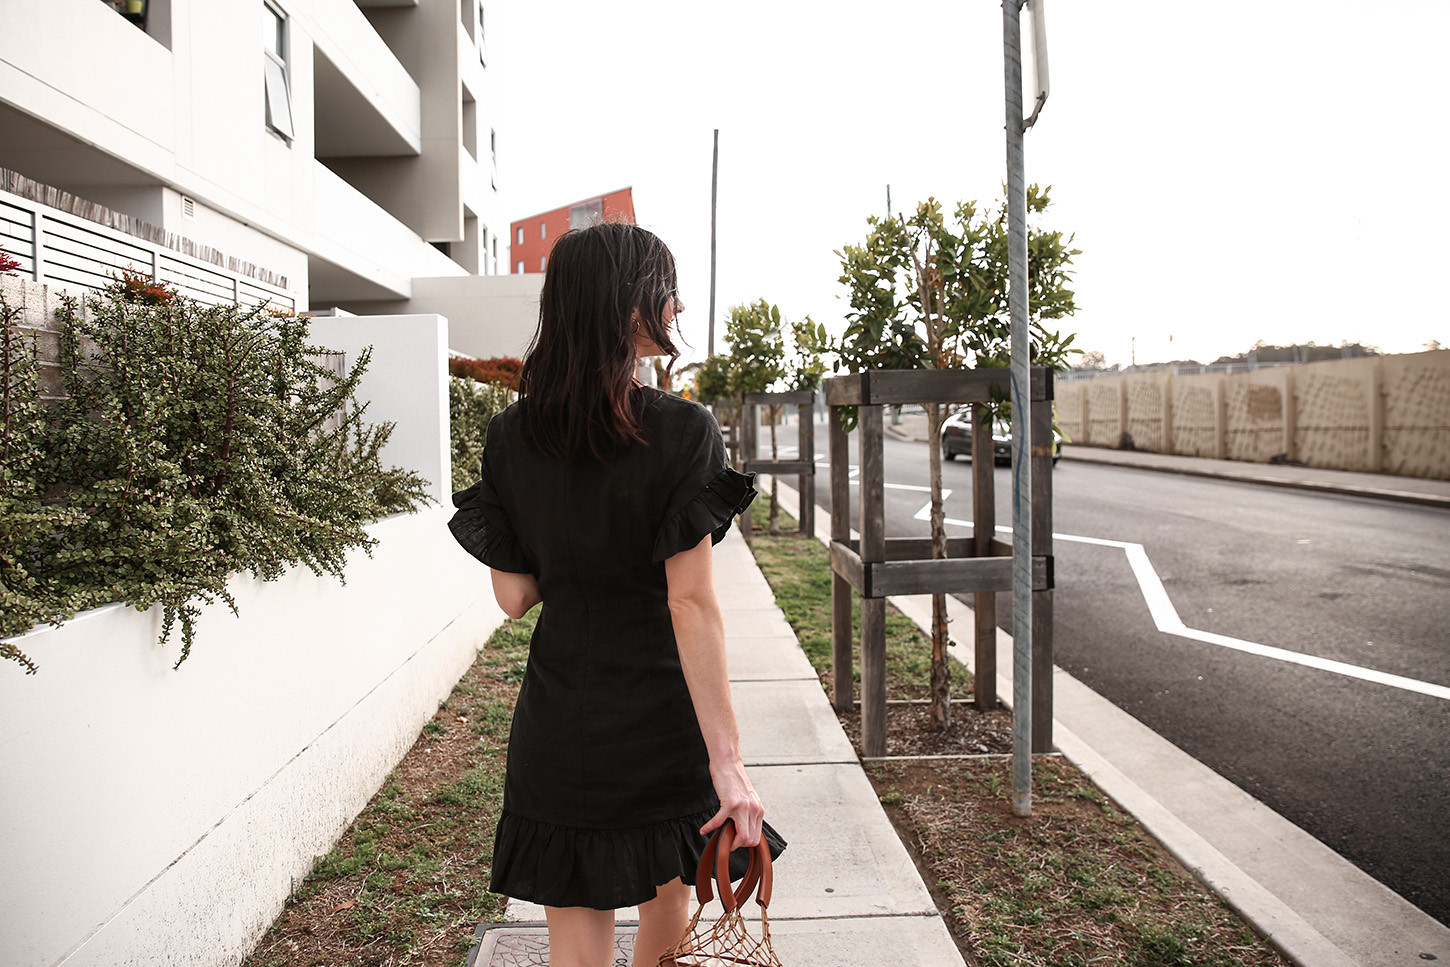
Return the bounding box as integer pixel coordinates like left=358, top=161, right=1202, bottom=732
left=510, top=186, right=636, bottom=274
left=0, top=0, right=540, bottom=357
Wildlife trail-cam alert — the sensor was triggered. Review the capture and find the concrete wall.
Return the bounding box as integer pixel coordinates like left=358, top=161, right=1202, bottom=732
left=0, top=297, right=504, bottom=967
left=1058, top=350, right=1450, bottom=479
left=335, top=271, right=543, bottom=360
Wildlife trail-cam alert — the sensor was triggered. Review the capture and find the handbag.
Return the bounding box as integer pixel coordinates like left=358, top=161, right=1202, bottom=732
left=658, top=821, right=783, bottom=967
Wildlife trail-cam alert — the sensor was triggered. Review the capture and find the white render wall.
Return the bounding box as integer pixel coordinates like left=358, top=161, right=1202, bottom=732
left=0, top=312, right=503, bottom=966
left=335, top=273, right=544, bottom=360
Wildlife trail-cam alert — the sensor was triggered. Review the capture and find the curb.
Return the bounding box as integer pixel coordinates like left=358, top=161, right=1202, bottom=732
left=1060, top=450, right=1450, bottom=510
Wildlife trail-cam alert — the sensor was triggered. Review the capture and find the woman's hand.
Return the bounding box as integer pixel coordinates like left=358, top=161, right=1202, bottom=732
left=701, top=755, right=765, bottom=848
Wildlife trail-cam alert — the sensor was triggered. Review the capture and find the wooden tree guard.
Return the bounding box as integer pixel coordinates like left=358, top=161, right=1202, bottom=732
left=739, top=390, right=817, bottom=539
left=824, top=368, right=1056, bottom=758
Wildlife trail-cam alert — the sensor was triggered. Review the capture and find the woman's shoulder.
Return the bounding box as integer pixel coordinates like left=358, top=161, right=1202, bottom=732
left=647, top=389, right=718, bottom=433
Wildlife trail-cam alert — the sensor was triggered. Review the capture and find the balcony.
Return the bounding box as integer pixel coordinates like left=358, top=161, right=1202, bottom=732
left=310, top=0, right=421, bottom=158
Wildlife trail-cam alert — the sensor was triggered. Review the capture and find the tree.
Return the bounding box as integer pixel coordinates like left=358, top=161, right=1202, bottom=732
left=834, top=186, right=1080, bottom=728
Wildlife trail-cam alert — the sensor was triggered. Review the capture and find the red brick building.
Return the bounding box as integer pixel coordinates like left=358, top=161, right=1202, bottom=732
left=510, top=187, right=635, bottom=274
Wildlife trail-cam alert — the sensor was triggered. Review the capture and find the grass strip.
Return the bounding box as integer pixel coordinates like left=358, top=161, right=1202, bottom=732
left=748, top=521, right=1290, bottom=967
left=243, top=611, right=535, bottom=967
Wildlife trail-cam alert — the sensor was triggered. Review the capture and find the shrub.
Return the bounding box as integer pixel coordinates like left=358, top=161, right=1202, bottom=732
left=0, top=283, right=431, bottom=673
left=449, top=376, right=513, bottom=492
left=448, top=355, right=521, bottom=391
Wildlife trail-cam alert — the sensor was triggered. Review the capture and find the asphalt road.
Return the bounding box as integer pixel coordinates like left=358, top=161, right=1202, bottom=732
left=764, top=422, right=1450, bottom=925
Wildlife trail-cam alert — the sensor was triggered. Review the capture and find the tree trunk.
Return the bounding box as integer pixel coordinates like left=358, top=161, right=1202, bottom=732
left=768, top=405, right=780, bottom=535
left=928, top=400, right=951, bottom=729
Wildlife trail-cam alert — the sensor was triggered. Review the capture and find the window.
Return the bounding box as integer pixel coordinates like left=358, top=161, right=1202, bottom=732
left=540, top=256, right=547, bottom=271
left=570, top=199, right=603, bottom=230
left=262, top=2, right=294, bottom=140
left=516, top=260, right=524, bottom=274
left=516, top=226, right=523, bottom=246
left=539, top=221, right=546, bottom=240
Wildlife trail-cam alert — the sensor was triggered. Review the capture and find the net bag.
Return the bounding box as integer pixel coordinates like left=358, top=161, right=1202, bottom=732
left=659, top=822, right=782, bottom=967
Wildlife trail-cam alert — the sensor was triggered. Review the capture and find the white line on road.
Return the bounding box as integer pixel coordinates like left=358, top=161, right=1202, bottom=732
left=916, top=501, right=1450, bottom=702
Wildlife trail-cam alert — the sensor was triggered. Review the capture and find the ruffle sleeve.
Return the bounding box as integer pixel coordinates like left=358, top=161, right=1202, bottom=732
left=448, top=422, right=533, bottom=573
left=651, top=404, right=758, bottom=562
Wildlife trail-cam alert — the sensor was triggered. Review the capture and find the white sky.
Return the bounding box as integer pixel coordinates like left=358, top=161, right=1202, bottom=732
left=492, top=1, right=1449, bottom=369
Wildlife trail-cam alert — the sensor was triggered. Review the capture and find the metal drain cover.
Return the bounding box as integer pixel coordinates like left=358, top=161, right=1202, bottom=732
left=468, top=923, right=636, bottom=967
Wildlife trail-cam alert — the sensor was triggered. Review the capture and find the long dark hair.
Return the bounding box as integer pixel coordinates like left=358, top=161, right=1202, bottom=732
left=518, top=223, right=681, bottom=462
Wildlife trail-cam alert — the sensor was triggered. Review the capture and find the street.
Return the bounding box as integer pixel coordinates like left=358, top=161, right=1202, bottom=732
left=762, top=420, right=1450, bottom=926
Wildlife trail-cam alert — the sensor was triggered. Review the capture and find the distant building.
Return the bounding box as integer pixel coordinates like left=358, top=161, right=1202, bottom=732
left=510, top=188, right=635, bottom=274
left=0, top=0, right=540, bottom=359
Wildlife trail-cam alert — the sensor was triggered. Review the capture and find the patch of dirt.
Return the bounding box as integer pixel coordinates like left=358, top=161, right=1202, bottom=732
left=838, top=701, right=1014, bottom=757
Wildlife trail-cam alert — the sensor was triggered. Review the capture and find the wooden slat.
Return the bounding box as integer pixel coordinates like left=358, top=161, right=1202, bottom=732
left=743, top=389, right=815, bottom=406
left=869, top=555, right=1050, bottom=597
left=798, top=401, right=815, bottom=537
left=1030, top=394, right=1055, bottom=752
left=829, top=406, right=853, bottom=712
left=829, top=541, right=866, bottom=595
left=973, top=403, right=998, bottom=709
left=744, top=458, right=814, bottom=476
left=826, top=368, right=1052, bottom=405
left=860, top=596, right=887, bottom=757
left=823, top=373, right=863, bottom=405
left=858, top=404, right=885, bottom=561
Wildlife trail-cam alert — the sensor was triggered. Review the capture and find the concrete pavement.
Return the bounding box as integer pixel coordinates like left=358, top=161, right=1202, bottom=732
left=470, top=526, right=968, bottom=966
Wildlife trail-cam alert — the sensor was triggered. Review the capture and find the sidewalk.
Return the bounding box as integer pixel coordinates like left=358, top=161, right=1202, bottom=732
left=470, top=526, right=969, bottom=966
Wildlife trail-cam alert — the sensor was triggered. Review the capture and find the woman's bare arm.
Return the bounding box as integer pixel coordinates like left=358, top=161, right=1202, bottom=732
left=665, top=533, right=765, bottom=847
left=491, top=569, right=541, bottom=619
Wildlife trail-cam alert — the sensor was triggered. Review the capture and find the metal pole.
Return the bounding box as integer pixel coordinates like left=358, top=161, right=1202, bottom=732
left=708, top=129, right=719, bottom=357
left=1003, top=0, right=1033, bottom=818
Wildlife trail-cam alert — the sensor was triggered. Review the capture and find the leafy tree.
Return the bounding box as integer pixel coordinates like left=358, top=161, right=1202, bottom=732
left=834, top=185, right=1080, bottom=727
left=450, top=376, right=514, bottom=492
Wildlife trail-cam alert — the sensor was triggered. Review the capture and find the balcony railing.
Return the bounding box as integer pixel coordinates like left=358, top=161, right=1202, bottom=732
left=0, top=178, right=296, bottom=312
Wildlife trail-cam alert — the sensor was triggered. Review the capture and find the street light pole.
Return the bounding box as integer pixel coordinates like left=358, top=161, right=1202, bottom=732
left=708, top=129, right=719, bottom=357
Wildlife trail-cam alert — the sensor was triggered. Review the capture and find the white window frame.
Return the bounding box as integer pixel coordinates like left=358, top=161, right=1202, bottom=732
left=262, top=1, right=294, bottom=141
left=516, top=226, right=524, bottom=246
left=516, top=260, right=525, bottom=274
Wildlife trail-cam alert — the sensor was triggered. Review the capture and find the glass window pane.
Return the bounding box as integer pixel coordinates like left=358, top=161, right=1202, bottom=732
left=263, top=55, right=294, bottom=139
left=263, top=5, right=284, bottom=59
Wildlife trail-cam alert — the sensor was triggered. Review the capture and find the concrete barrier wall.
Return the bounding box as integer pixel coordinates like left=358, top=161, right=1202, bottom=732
left=1382, top=350, right=1450, bottom=479
left=0, top=281, right=505, bottom=966
left=1059, top=350, right=1450, bottom=479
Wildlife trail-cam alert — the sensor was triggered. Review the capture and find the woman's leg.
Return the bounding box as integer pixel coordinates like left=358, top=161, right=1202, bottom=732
left=633, top=877, right=692, bottom=967
left=544, top=905, right=614, bottom=967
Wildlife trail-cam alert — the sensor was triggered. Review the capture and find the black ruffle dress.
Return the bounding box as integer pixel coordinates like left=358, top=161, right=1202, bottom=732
left=447, top=389, right=784, bottom=910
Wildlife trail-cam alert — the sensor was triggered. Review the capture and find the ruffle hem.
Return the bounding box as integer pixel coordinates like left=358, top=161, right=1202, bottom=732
left=490, top=805, right=787, bottom=910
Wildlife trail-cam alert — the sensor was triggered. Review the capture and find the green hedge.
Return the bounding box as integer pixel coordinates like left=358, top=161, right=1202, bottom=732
left=0, top=283, right=430, bottom=673
left=448, top=375, right=513, bottom=493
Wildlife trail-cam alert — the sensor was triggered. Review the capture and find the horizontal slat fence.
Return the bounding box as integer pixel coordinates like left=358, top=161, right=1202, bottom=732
left=0, top=186, right=296, bottom=312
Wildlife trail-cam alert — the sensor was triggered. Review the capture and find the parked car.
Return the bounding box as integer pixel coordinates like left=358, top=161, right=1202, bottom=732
left=939, top=410, right=1060, bottom=466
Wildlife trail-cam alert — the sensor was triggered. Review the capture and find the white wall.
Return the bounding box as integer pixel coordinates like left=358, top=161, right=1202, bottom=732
left=0, top=310, right=504, bottom=967
left=310, top=313, right=452, bottom=504
left=332, top=273, right=543, bottom=360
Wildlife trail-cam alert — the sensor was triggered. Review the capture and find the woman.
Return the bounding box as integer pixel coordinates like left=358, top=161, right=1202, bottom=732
left=448, top=223, right=782, bottom=967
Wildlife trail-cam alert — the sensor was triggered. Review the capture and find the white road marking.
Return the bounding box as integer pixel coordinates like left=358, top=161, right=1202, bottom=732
left=912, top=502, right=1450, bottom=702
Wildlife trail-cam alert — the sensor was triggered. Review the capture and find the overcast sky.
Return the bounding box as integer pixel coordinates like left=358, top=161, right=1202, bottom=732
left=492, top=1, right=1449, bottom=369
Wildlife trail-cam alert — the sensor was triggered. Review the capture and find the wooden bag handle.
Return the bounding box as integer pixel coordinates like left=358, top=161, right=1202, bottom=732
left=693, top=821, right=774, bottom=912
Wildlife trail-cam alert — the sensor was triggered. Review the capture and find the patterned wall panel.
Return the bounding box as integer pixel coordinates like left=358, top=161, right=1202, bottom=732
left=1056, top=381, right=1087, bottom=444
left=1224, top=375, right=1288, bottom=462
left=1383, top=350, right=1450, bottom=479
left=1171, top=375, right=1222, bottom=457
left=1124, top=374, right=1169, bottom=451
left=1086, top=378, right=1125, bottom=446
left=1294, top=363, right=1374, bottom=471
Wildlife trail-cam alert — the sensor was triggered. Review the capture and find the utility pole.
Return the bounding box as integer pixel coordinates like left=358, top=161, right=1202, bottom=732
left=708, top=129, right=719, bottom=357
left=886, top=184, right=892, bottom=217
left=1003, top=0, right=1048, bottom=819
